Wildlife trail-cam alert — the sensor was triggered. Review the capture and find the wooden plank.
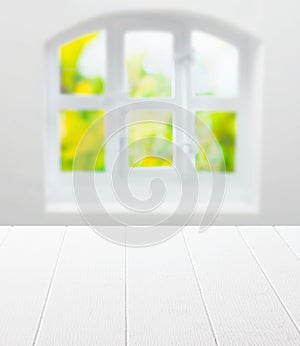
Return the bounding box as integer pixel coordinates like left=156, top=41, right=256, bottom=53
left=185, top=226, right=300, bottom=345
left=0, top=226, right=66, bottom=346
left=275, top=226, right=300, bottom=258
left=35, top=226, right=125, bottom=346
left=127, top=231, right=216, bottom=346
left=239, top=226, right=300, bottom=333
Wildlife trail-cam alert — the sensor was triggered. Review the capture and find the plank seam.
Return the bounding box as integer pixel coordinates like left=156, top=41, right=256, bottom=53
left=182, top=231, right=219, bottom=346
left=31, top=226, right=68, bottom=346
left=237, top=226, right=300, bottom=335
left=275, top=227, right=300, bottom=263
left=0, top=226, right=11, bottom=249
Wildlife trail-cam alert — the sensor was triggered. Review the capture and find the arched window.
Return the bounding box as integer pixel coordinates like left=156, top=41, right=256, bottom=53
left=45, top=12, right=261, bottom=215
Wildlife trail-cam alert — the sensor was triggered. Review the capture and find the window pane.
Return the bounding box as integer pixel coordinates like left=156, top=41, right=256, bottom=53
left=195, top=111, right=236, bottom=172
left=60, top=31, right=106, bottom=94
left=127, top=110, right=173, bottom=167
left=125, top=31, right=174, bottom=98
left=60, top=110, right=105, bottom=171
left=191, top=31, right=238, bottom=97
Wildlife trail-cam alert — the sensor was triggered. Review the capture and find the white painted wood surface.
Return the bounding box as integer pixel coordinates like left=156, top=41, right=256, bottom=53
left=240, top=226, right=300, bottom=333
left=0, top=226, right=300, bottom=345
left=184, top=226, right=300, bottom=345
left=0, top=226, right=65, bottom=346
left=35, top=227, right=125, bottom=346
left=276, top=226, right=300, bottom=258
left=127, top=231, right=216, bottom=345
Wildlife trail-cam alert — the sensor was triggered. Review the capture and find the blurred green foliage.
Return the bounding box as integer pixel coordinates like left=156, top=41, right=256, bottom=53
left=128, top=111, right=173, bottom=167
left=195, top=111, right=236, bottom=172
left=60, top=33, right=105, bottom=94
left=60, top=110, right=105, bottom=171
left=126, top=52, right=172, bottom=98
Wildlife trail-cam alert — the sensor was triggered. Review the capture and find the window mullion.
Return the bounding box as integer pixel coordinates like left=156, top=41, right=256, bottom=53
left=105, top=23, right=126, bottom=176
left=174, top=26, right=193, bottom=174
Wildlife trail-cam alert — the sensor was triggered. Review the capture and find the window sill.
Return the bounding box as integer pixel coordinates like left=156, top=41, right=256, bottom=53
left=46, top=185, right=259, bottom=221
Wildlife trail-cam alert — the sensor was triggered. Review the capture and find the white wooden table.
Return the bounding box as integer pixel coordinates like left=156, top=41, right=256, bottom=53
left=0, top=226, right=300, bottom=345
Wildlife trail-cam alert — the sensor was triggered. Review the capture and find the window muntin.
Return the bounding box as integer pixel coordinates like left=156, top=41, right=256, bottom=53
left=125, top=31, right=174, bottom=98
left=60, top=31, right=106, bottom=94
left=127, top=110, right=173, bottom=167
left=191, top=31, right=238, bottom=97
left=60, top=109, right=105, bottom=171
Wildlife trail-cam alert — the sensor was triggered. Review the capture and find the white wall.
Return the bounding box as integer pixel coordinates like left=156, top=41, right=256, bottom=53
left=0, top=0, right=299, bottom=225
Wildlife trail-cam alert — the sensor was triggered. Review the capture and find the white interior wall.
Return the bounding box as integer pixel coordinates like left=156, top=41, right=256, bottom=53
left=0, top=0, right=299, bottom=225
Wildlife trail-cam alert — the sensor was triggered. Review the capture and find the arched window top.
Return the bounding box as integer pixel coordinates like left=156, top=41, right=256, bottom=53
left=48, top=11, right=257, bottom=48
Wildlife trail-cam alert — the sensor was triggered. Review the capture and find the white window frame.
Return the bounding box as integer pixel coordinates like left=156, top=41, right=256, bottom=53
left=45, top=11, right=262, bottom=216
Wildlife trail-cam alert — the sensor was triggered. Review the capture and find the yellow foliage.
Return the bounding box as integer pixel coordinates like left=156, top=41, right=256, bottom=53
left=60, top=110, right=105, bottom=171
